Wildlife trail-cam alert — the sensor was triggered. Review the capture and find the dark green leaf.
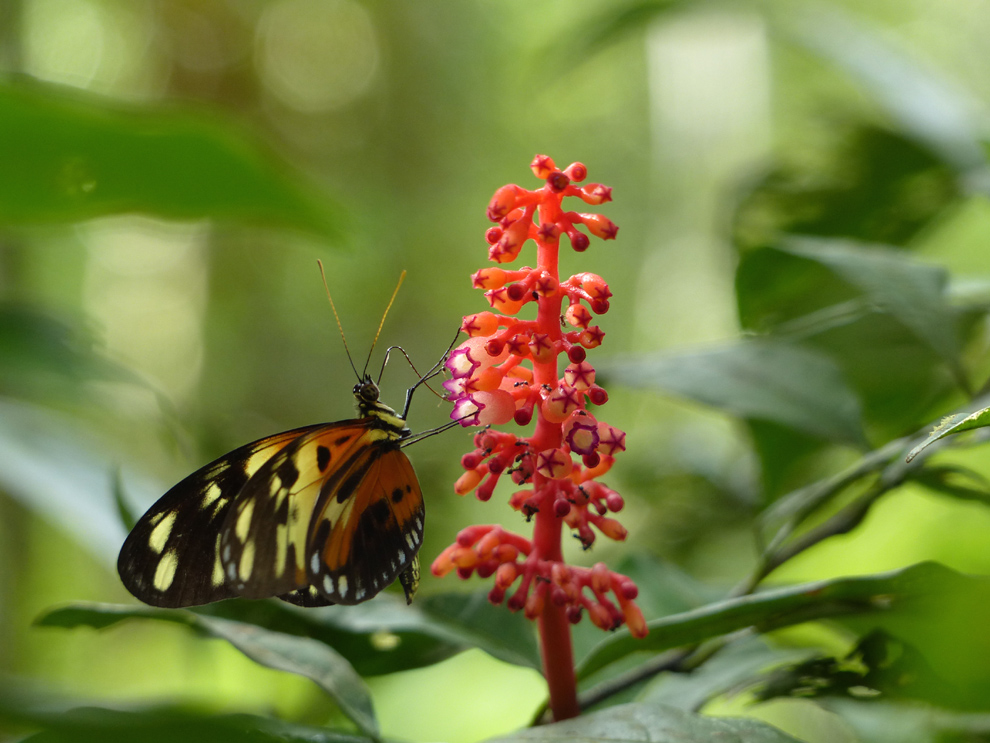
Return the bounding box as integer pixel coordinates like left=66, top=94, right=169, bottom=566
left=734, top=244, right=968, bottom=438
left=485, top=702, right=801, bottom=742
left=602, top=340, right=866, bottom=446
left=0, top=303, right=142, bottom=402
left=418, top=590, right=541, bottom=670
left=781, top=237, right=961, bottom=369
left=576, top=562, right=987, bottom=681
left=194, top=596, right=465, bottom=677
left=0, top=81, right=343, bottom=238
left=638, top=637, right=813, bottom=713
left=0, top=699, right=370, bottom=743
left=732, top=125, right=960, bottom=251
left=36, top=604, right=378, bottom=739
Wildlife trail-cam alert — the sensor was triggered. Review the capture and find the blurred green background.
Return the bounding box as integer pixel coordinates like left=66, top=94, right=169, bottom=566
left=4, top=0, right=990, bottom=741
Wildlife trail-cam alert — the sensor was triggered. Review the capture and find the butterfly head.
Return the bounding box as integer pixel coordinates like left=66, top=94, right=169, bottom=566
left=353, top=375, right=381, bottom=404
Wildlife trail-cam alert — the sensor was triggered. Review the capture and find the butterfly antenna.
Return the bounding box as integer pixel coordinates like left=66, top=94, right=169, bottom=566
left=363, top=270, right=406, bottom=376
left=317, top=260, right=360, bottom=380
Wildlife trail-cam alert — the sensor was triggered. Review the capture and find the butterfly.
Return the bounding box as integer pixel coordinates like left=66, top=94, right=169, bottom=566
left=117, top=269, right=454, bottom=609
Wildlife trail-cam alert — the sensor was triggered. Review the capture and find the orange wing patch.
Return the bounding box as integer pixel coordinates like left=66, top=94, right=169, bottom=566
left=309, top=446, right=424, bottom=604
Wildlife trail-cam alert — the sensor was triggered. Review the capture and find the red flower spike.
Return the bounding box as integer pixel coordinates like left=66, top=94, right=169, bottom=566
left=438, top=157, right=641, bottom=724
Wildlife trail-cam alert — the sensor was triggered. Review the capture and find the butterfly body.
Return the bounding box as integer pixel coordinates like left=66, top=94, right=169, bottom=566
left=118, top=376, right=424, bottom=609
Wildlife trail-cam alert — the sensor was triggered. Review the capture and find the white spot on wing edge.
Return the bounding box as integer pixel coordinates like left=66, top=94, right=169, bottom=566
left=337, top=575, right=348, bottom=596
left=405, top=533, right=416, bottom=550
left=323, top=574, right=334, bottom=594
left=310, top=553, right=320, bottom=574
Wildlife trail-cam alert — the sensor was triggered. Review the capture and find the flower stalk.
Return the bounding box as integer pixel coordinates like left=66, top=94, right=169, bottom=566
left=433, top=155, right=643, bottom=721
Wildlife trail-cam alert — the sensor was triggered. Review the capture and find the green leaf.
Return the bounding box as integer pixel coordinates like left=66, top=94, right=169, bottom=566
left=484, top=702, right=801, bottom=742
left=638, top=637, right=813, bottom=712
left=732, top=125, right=960, bottom=251
left=418, top=590, right=541, bottom=670
left=780, top=237, right=961, bottom=369
left=0, top=699, right=370, bottom=743
left=734, top=242, right=970, bottom=439
left=601, top=340, right=866, bottom=446
left=905, top=407, right=990, bottom=462
left=206, top=589, right=541, bottom=675
left=0, top=81, right=343, bottom=238
left=575, top=562, right=986, bottom=681
left=36, top=604, right=379, bottom=739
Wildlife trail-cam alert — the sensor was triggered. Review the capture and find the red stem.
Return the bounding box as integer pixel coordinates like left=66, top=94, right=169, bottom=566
left=533, top=488, right=579, bottom=719
left=529, top=214, right=579, bottom=720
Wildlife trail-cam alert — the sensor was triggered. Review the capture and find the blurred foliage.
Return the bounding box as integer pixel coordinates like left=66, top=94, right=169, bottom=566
left=6, top=0, right=990, bottom=742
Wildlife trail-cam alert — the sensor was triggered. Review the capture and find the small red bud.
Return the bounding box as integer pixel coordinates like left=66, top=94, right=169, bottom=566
left=587, top=386, right=608, bottom=406
left=570, top=233, right=590, bottom=252
left=506, top=283, right=527, bottom=302
left=567, top=346, right=587, bottom=364
left=547, top=171, right=570, bottom=192
left=565, top=162, right=587, bottom=182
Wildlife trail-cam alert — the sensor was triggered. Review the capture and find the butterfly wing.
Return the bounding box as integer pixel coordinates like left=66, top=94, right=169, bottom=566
left=307, top=443, right=425, bottom=605
left=217, top=422, right=372, bottom=601
left=117, top=425, right=323, bottom=608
